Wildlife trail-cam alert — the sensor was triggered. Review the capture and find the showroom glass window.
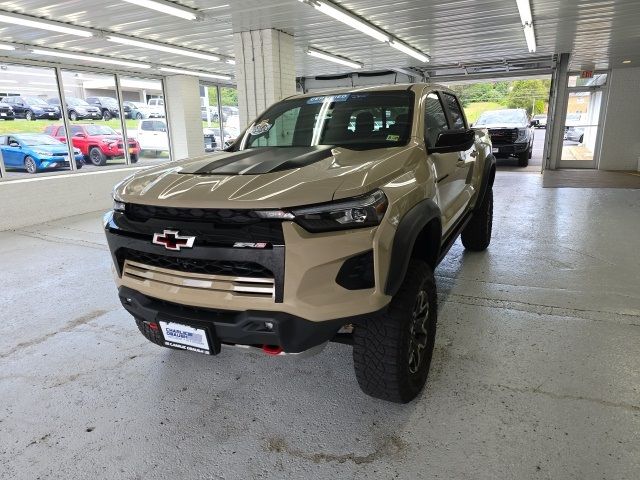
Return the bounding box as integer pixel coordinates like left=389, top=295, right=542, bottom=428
left=239, top=91, right=414, bottom=150
left=59, top=71, right=132, bottom=169
left=0, top=64, right=74, bottom=178
left=120, top=76, right=170, bottom=166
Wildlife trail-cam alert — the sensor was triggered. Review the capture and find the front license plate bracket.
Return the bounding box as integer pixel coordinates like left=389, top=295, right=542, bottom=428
left=159, top=320, right=221, bottom=355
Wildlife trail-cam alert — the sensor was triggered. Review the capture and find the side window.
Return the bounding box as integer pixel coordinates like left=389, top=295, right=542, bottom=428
left=0, top=136, right=7, bottom=145
left=141, top=121, right=152, bottom=131
left=424, top=93, right=449, bottom=148
left=70, top=126, right=83, bottom=136
left=250, top=107, right=301, bottom=147
left=442, top=93, right=466, bottom=130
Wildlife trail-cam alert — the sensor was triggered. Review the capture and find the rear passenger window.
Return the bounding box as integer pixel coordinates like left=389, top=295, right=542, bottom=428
left=442, top=93, right=466, bottom=130
left=424, top=93, right=449, bottom=148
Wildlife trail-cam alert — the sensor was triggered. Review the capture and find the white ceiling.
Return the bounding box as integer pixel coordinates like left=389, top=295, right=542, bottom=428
left=0, top=0, right=639, bottom=82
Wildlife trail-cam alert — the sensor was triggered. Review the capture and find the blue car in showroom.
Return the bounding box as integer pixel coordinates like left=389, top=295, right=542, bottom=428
left=0, top=134, right=83, bottom=174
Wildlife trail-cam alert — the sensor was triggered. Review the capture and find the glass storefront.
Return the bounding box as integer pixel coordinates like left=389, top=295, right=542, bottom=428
left=0, top=64, right=76, bottom=178
left=0, top=62, right=172, bottom=179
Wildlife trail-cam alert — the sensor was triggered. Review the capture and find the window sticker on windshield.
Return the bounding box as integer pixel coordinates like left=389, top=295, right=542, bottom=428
left=306, top=94, right=350, bottom=104
left=249, top=119, right=272, bottom=135
left=386, top=134, right=400, bottom=141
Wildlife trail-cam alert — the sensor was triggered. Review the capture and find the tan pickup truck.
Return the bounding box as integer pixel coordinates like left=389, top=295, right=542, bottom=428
left=105, top=84, right=496, bottom=403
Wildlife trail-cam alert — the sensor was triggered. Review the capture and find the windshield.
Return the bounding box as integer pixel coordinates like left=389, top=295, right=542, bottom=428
left=24, top=97, right=49, bottom=106
left=238, top=91, right=414, bottom=151
left=86, top=125, right=118, bottom=135
left=68, top=97, right=89, bottom=107
left=476, top=110, right=526, bottom=125
left=18, top=134, right=63, bottom=146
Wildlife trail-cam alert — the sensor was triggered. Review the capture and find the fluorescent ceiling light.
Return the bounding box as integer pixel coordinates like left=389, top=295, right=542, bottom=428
left=159, top=67, right=231, bottom=80
left=0, top=43, right=16, bottom=51
left=31, top=49, right=151, bottom=69
left=0, top=80, right=17, bottom=83
left=107, top=35, right=221, bottom=62
left=0, top=11, right=93, bottom=37
left=389, top=40, right=429, bottom=63
left=515, top=0, right=533, bottom=25
left=121, top=0, right=200, bottom=20
left=523, top=23, right=536, bottom=53
left=309, top=1, right=389, bottom=43
left=307, top=48, right=362, bottom=69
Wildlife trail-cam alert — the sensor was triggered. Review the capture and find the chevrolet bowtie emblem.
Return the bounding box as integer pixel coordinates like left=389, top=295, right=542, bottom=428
left=152, top=230, right=196, bottom=251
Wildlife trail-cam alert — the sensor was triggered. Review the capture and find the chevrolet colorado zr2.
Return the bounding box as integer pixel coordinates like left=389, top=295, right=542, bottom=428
left=105, top=84, right=496, bottom=403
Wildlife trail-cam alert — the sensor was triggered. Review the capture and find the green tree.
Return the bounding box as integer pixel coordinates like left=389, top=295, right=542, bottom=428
left=506, top=79, right=551, bottom=115
left=207, top=87, right=238, bottom=107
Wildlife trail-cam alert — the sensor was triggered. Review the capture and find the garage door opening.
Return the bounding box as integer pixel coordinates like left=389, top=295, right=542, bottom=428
left=446, top=76, right=552, bottom=171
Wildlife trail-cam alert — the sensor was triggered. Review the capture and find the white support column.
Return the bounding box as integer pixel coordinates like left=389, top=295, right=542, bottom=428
left=164, top=75, right=206, bottom=160
left=234, top=29, right=297, bottom=129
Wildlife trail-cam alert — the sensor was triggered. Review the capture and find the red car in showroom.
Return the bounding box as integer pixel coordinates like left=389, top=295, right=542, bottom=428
left=44, top=124, right=140, bottom=166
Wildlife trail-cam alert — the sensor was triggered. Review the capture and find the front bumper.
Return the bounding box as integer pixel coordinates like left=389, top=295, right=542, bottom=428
left=34, top=111, right=61, bottom=120
left=39, top=154, right=84, bottom=169
left=492, top=141, right=529, bottom=156
left=119, top=286, right=357, bottom=353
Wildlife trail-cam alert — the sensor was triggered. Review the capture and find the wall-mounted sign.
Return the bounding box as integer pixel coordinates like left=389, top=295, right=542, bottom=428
left=580, top=70, right=594, bottom=79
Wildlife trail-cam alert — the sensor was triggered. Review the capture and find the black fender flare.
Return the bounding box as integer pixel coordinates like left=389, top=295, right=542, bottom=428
left=384, top=198, right=442, bottom=297
left=474, top=154, right=496, bottom=210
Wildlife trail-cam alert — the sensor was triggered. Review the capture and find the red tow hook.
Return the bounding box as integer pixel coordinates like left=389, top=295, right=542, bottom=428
left=262, top=345, right=283, bottom=356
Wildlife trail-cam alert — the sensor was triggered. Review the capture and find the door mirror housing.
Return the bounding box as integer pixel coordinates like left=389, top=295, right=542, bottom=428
left=9, top=142, right=20, bottom=148
left=74, top=132, right=86, bottom=138
left=429, top=129, right=475, bottom=154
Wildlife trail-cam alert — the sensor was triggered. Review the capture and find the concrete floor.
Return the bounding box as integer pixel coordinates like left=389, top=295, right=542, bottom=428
left=1, top=171, right=639, bottom=480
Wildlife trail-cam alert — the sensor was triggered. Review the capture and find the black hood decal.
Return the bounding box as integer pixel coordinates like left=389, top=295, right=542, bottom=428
left=179, top=146, right=335, bottom=175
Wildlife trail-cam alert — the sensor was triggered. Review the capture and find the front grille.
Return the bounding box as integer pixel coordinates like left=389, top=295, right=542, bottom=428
left=127, top=204, right=263, bottom=224
left=118, top=249, right=274, bottom=279
left=488, top=128, right=518, bottom=145
left=123, top=204, right=285, bottom=245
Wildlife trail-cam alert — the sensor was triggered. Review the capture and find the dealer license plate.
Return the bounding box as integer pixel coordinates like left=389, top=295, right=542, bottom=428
left=492, top=147, right=499, bottom=153
left=159, top=321, right=210, bottom=355
left=49, top=112, right=55, bottom=116
left=0, top=113, right=6, bottom=117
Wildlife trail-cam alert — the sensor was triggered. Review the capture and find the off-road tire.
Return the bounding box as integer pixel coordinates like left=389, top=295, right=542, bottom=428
left=353, top=260, right=437, bottom=403
left=135, top=318, right=164, bottom=347
left=518, top=149, right=529, bottom=167
left=461, top=189, right=493, bottom=251
left=24, top=156, right=38, bottom=174
left=89, top=147, right=107, bottom=166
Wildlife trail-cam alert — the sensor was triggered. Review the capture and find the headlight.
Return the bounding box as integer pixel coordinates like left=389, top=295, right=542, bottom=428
left=517, top=128, right=529, bottom=141
left=32, top=149, right=49, bottom=156
left=281, top=190, right=388, bottom=233
left=113, top=198, right=126, bottom=212
left=74, top=148, right=81, bottom=154
left=33, top=107, right=43, bottom=112
left=76, top=107, right=87, bottom=114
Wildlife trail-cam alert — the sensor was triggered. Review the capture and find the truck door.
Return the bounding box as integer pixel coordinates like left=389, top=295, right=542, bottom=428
left=424, top=91, right=468, bottom=231
left=440, top=92, right=477, bottom=230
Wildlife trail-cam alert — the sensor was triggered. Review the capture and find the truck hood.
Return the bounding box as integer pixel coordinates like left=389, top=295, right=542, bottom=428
left=115, top=144, right=416, bottom=209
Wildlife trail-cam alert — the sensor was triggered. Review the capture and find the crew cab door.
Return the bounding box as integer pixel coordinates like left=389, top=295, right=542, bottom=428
left=424, top=91, right=477, bottom=232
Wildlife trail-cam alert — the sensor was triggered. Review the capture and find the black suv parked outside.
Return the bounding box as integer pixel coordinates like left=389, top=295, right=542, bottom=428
left=1, top=96, right=61, bottom=121
left=474, top=109, right=534, bottom=166
left=86, top=96, right=121, bottom=120
left=46, top=97, right=102, bottom=121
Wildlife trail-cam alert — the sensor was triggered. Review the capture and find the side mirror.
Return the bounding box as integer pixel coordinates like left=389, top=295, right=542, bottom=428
left=429, top=129, right=475, bottom=154
left=9, top=142, right=20, bottom=148
left=74, top=132, right=86, bottom=138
